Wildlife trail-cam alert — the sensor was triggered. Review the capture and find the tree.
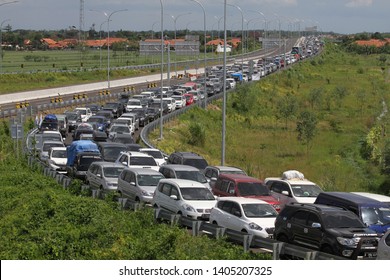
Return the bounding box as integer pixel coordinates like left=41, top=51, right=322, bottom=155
left=276, top=93, right=298, bottom=129
left=307, top=87, right=324, bottom=110
left=296, top=110, right=318, bottom=153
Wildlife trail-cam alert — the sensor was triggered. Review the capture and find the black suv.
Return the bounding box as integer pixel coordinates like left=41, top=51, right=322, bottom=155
left=274, top=203, right=380, bottom=259
left=167, top=152, right=209, bottom=171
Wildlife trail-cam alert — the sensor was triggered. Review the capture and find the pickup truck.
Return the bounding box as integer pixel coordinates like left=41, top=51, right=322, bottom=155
left=66, top=140, right=102, bottom=181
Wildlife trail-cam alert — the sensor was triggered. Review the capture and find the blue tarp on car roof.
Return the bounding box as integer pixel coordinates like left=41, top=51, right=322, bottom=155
left=66, top=140, right=100, bottom=166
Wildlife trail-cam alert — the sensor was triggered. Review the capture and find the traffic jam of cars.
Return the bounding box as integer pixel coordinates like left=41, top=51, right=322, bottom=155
left=26, top=37, right=390, bottom=260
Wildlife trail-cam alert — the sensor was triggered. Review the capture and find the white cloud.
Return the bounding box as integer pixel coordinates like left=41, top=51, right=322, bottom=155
left=345, top=0, right=373, bottom=7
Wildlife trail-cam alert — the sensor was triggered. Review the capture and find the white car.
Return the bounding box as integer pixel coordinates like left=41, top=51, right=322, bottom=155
left=46, top=147, right=67, bottom=173
left=117, top=168, right=165, bottom=204
left=226, top=78, right=236, bottom=89
left=162, top=97, right=176, bottom=112
left=115, top=151, right=159, bottom=171
left=108, top=123, right=133, bottom=139
left=265, top=170, right=323, bottom=209
left=126, top=99, right=143, bottom=112
left=75, top=107, right=92, bottom=122
left=172, top=95, right=186, bottom=109
left=152, top=178, right=216, bottom=220
left=139, top=147, right=167, bottom=166
left=209, top=197, right=277, bottom=238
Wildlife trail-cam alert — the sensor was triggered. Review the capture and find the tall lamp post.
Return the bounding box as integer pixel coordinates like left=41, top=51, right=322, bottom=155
left=98, top=20, right=108, bottom=69
left=189, top=0, right=207, bottom=108
left=227, top=3, right=244, bottom=72
left=0, top=0, right=18, bottom=74
left=0, top=19, right=10, bottom=73
left=105, top=9, right=128, bottom=89
left=221, top=0, right=227, bottom=165
left=159, top=0, right=164, bottom=140
left=170, top=12, right=191, bottom=77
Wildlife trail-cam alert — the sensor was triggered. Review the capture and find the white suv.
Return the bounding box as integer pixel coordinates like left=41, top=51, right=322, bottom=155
left=152, top=179, right=216, bottom=220
left=115, top=151, right=159, bottom=171
left=264, top=170, right=323, bottom=209
left=117, top=168, right=165, bottom=204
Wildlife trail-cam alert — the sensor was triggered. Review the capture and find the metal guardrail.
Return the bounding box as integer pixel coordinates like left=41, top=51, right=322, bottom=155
left=154, top=208, right=346, bottom=260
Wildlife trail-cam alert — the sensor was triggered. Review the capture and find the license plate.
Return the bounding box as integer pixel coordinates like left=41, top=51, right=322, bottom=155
left=364, top=252, right=377, bottom=258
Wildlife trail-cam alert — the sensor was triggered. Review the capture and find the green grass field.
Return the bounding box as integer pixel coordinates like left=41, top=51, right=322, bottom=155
left=149, top=43, right=390, bottom=194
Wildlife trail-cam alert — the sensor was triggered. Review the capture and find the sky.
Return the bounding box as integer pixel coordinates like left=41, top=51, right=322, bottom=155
left=0, top=0, right=389, bottom=35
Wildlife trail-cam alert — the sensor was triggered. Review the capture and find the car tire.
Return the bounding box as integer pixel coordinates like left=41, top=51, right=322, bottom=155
left=321, top=245, right=334, bottom=255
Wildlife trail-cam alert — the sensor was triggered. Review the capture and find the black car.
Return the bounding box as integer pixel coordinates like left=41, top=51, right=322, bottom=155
left=167, top=151, right=209, bottom=171
left=86, top=104, right=101, bottom=115
left=149, top=100, right=169, bottom=115
left=64, top=111, right=82, bottom=132
left=102, top=102, right=124, bottom=118
left=274, top=203, right=380, bottom=259
left=145, top=107, right=160, bottom=122
left=131, top=107, right=149, bottom=127
left=97, top=142, right=128, bottom=162
left=87, top=115, right=110, bottom=133
left=95, top=109, right=114, bottom=123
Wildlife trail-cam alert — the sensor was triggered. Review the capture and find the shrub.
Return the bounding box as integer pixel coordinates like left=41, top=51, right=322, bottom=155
left=187, top=122, right=206, bottom=146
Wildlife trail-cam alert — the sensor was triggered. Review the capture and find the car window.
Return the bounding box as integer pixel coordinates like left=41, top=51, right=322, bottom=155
left=130, top=156, right=157, bottom=166
left=137, top=174, right=164, bottom=186
left=237, top=182, right=270, bottom=196
left=322, top=212, right=365, bottom=228
left=230, top=202, right=241, bottom=217
left=103, top=167, right=124, bottom=178
left=161, top=183, right=171, bottom=196
left=242, top=204, right=278, bottom=218
left=180, top=187, right=215, bottom=200
left=307, top=213, right=320, bottom=226
left=290, top=210, right=309, bottom=225
left=227, top=182, right=235, bottom=194
left=170, top=186, right=179, bottom=197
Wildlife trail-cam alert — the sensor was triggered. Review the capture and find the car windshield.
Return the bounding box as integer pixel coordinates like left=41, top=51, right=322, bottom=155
left=103, top=167, right=124, bottom=178
left=67, top=114, right=79, bottom=121
left=183, top=158, right=208, bottom=170
left=128, top=100, right=140, bottom=105
left=103, top=147, right=127, bottom=161
left=42, top=134, right=62, bottom=142
left=237, top=182, right=270, bottom=196
left=291, top=184, right=323, bottom=197
left=51, top=149, right=67, bottom=158
left=77, top=109, right=87, bottom=115
left=110, top=126, right=130, bottom=133
left=88, top=117, right=104, bottom=123
left=129, top=156, right=157, bottom=166
left=322, top=212, right=365, bottom=228
left=176, top=170, right=208, bottom=183
left=361, top=207, right=390, bottom=226
left=142, top=150, right=163, bottom=159
left=242, top=203, right=278, bottom=218
left=43, top=143, right=63, bottom=152
left=180, top=187, right=215, bottom=200
left=79, top=156, right=102, bottom=170
left=137, top=174, right=164, bottom=186
left=222, top=170, right=246, bottom=175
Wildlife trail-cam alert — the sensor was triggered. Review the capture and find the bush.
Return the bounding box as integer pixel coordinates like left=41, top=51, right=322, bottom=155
left=187, top=122, right=206, bottom=146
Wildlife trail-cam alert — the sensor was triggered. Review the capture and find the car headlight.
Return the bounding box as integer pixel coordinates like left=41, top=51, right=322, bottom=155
left=141, top=190, right=153, bottom=196
left=249, top=222, right=263, bottom=231
left=182, top=204, right=196, bottom=213
left=337, top=237, right=360, bottom=246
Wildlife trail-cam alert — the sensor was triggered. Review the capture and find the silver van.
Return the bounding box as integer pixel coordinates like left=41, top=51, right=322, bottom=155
left=117, top=168, right=164, bottom=203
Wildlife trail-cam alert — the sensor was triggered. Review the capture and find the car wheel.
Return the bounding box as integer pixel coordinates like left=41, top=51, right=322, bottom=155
left=321, top=245, right=334, bottom=255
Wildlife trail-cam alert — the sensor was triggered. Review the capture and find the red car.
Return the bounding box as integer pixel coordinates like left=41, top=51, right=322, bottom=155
left=183, top=93, right=195, bottom=106
left=212, top=173, right=281, bottom=212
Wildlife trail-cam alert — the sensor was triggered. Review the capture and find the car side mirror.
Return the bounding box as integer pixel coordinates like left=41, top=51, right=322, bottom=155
left=97, top=174, right=101, bottom=178
left=121, top=161, right=128, bottom=166
left=170, top=195, right=178, bottom=200
left=130, top=182, right=136, bottom=186
left=312, top=222, right=321, bottom=228
left=233, top=210, right=241, bottom=217
left=281, top=190, right=290, bottom=196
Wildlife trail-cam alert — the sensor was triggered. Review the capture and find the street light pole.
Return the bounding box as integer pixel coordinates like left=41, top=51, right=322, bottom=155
left=222, top=0, right=227, bottom=165
left=159, top=0, right=164, bottom=140
left=189, top=0, right=207, bottom=109
left=98, top=20, right=108, bottom=70
left=227, top=3, right=244, bottom=72
left=0, top=19, right=10, bottom=73
left=0, top=0, right=18, bottom=74
left=170, top=12, right=191, bottom=77
left=105, top=9, right=128, bottom=89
